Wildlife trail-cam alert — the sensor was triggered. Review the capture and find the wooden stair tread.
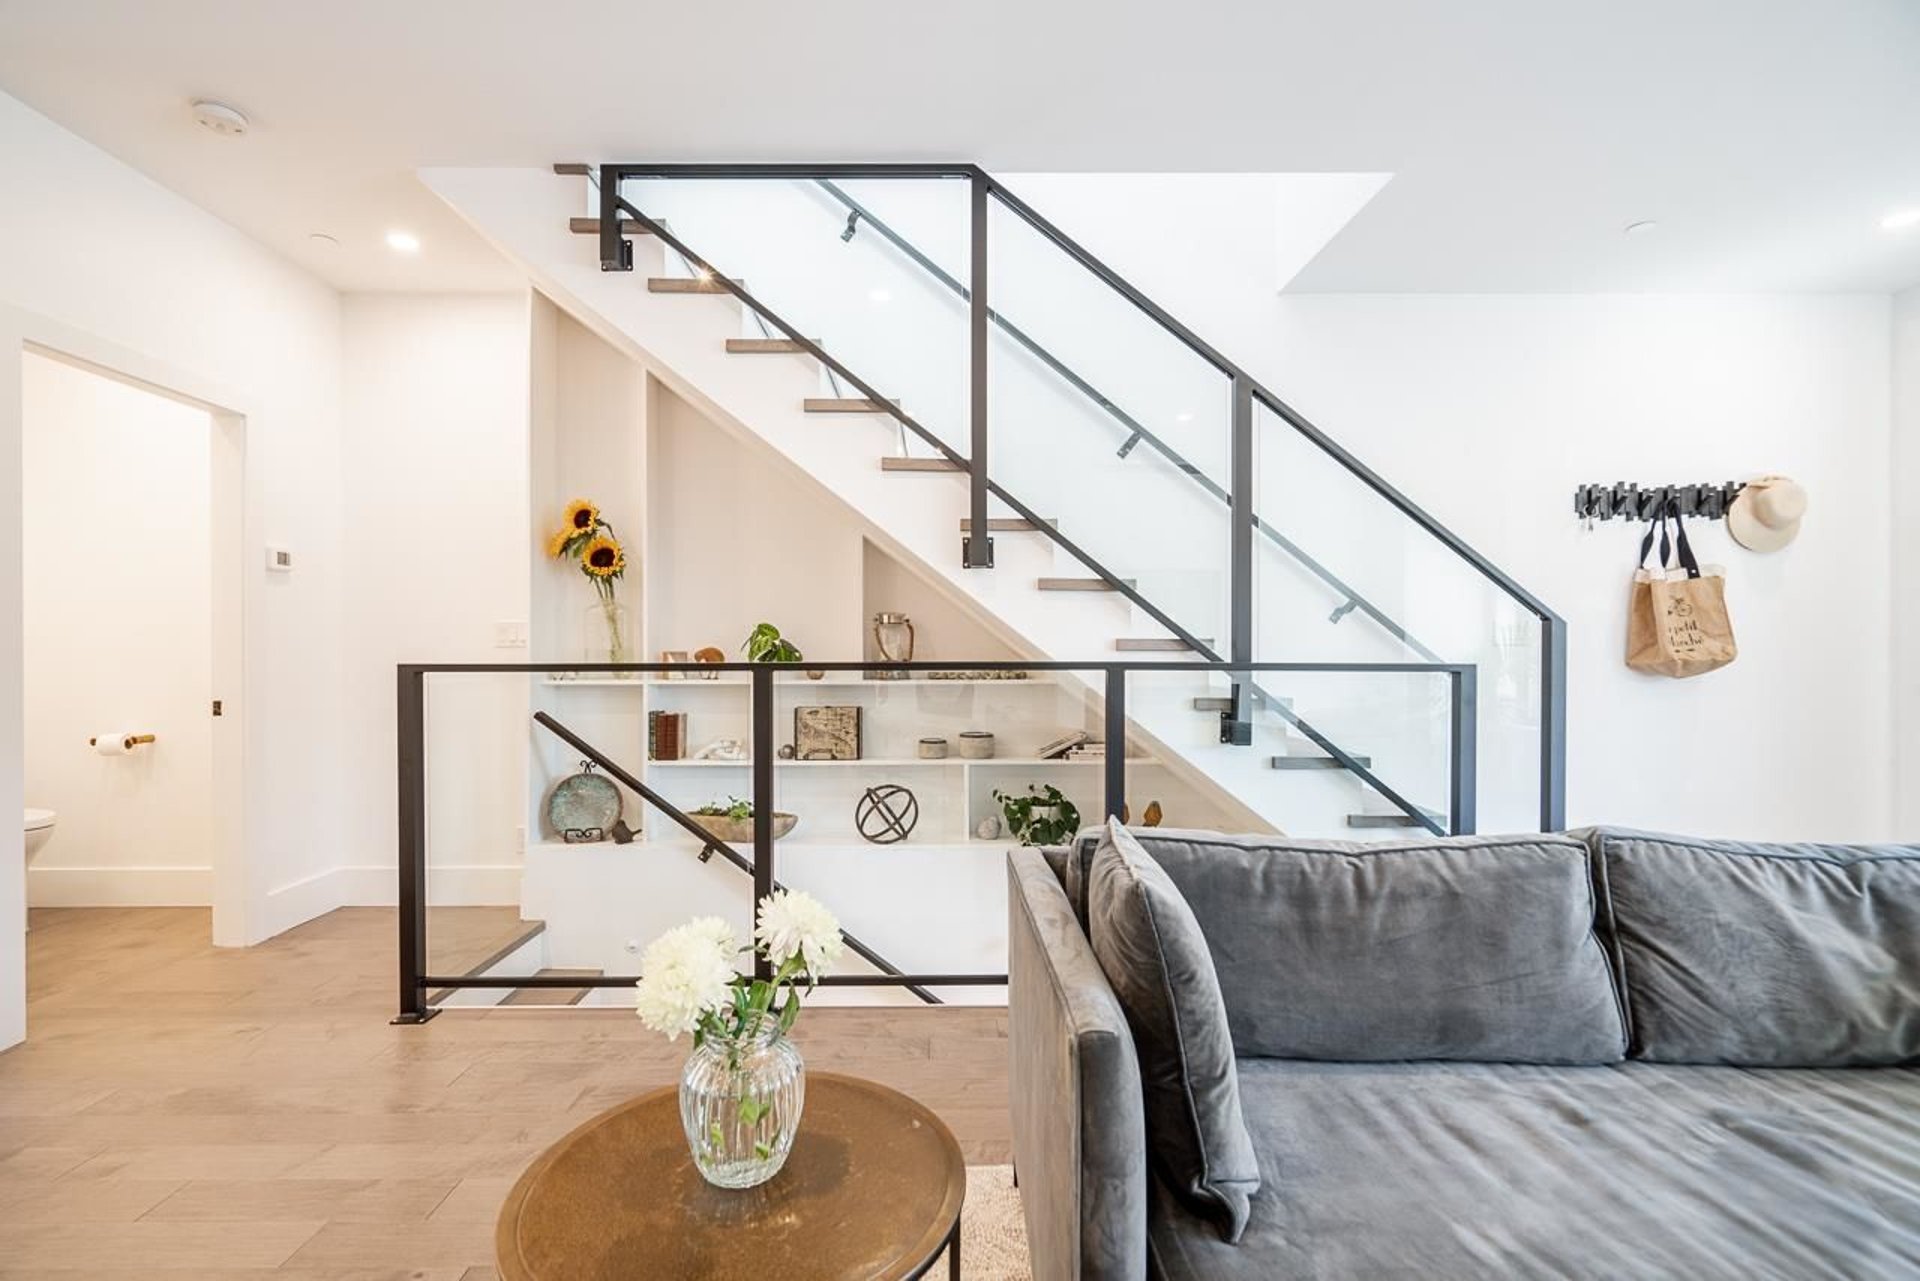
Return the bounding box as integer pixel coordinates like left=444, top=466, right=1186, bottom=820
left=648, top=277, right=742, bottom=294
left=570, top=217, right=657, bottom=236
left=960, top=517, right=1055, bottom=532
left=1039, top=577, right=1134, bottom=592
left=424, top=913, right=547, bottom=1005
left=726, top=338, right=818, bottom=353
left=552, top=162, right=592, bottom=176
left=1272, top=754, right=1372, bottom=770
left=882, top=457, right=964, bottom=473
left=1346, top=809, right=1442, bottom=829
left=804, top=397, right=898, bottom=413
left=1116, top=637, right=1210, bottom=652
left=501, top=968, right=603, bottom=1007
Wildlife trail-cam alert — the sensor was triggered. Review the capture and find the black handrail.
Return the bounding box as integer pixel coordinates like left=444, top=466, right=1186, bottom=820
left=532, top=710, right=940, bottom=1005
left=395, top=659, right=1478, bottom=1022
left=807, top=178, right=1443, bottom=665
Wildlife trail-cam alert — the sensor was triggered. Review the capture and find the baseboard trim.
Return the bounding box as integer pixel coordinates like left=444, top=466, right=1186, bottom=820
left=277, top=863, right=523, bottom=910
left=27, top=864, right=212, bottom=907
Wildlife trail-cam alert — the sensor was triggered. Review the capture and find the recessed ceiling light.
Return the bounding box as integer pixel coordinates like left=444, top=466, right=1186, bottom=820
left=1623, top=220, right=1658, bottom=235
left=190, top=99, right=249, bottom=137
left=1175, top=411, right=1195, bottom=422
left=308, top=233, right=339, bottom=249
left=1881, top=208, right=1920, bottom=232
left=869, top=287, right=893, bottom=304
left=385, top=230, right=421, bottom=254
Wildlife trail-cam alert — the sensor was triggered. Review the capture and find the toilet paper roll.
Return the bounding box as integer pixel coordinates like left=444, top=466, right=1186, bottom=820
left=91, top=732, right=131, bottom=756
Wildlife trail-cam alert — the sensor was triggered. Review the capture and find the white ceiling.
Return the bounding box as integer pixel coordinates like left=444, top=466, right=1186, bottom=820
left=1, top=0, right=1916, bottom=294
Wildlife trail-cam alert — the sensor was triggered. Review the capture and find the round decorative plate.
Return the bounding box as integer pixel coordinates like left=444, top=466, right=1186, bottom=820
left=546, top=767, right=622, bottom=839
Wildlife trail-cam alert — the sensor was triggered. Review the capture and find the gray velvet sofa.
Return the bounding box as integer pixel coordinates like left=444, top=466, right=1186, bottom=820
left=1008, top=824, right=1920, bottom=1280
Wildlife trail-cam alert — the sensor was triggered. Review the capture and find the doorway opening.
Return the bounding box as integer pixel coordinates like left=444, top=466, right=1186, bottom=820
left=18, top=346, right=244, bottom=944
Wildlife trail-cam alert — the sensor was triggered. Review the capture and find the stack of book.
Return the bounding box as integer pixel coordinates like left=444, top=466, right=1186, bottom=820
left=648, top=711, right=687, bottom=761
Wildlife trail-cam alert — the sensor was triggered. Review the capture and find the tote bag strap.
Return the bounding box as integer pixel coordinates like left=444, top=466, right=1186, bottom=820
left=1665, top=497, right=1703, bottom=580
left=1638, top=507, right=1675, bottom=571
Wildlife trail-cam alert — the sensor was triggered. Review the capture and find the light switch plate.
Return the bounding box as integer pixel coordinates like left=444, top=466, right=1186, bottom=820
left=494, top=620, right=529, bottom=649
left=265, top=545, right=293, bottom=572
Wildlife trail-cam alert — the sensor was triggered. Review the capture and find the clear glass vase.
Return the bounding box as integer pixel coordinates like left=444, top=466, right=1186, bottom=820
left=678, top=1026, right=806, bottom=1189
left=582, top=594, right=631, bottom=670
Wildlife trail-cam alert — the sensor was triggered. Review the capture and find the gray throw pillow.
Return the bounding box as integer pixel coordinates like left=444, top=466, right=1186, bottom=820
left=1581, top=827, right=1920, bottom=1066
left=1087, top=819, right=1259, bottom=1243
left=1129, top=828, right=1629, bottom=1064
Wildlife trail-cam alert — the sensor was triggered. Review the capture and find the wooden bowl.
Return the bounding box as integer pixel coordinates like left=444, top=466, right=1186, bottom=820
left=687, top=812, right=799, bottom=844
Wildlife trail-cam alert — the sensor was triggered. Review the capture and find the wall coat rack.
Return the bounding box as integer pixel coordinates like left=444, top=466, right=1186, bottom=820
left=1573, top=481, right=1746, bottom=524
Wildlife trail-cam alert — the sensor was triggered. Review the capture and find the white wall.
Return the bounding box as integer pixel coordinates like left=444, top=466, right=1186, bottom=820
left=22, top=352, right=213, bottom=903
left=338, top=294, right=530, bottom=903
left=1894, top=286, right=1920, bottom=835
left=0, top=89, right=347, bottom=1047
left=1266, top=295, right=1893, bottom=840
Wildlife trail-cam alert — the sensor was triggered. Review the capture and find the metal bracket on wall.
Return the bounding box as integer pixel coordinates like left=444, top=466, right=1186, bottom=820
left=1573, top=481, right=1745, bottom=523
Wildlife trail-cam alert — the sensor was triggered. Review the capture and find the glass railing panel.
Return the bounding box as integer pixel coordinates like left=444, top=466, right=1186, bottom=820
left=986, top=195, right=1234, bottom=648
left=618, top=176, right=973, bottom=459
left=1252, top=399, right=1544, bottom=833
left=1114, top=665, right=1461, bottom=842
left=1242, top=669, right=1458, bottom=841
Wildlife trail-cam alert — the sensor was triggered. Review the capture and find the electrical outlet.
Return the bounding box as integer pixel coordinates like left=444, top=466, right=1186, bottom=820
left=494, top=620, right=528, bottom=649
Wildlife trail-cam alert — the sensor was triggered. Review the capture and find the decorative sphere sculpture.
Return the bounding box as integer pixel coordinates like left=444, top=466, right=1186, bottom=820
left=855, top=784, right=919, bottom=845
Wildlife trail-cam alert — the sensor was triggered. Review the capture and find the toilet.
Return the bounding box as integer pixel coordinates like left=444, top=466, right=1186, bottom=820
left=23, top=809, right=55, bottom=929
left=24, top=807, right=57, bottom=862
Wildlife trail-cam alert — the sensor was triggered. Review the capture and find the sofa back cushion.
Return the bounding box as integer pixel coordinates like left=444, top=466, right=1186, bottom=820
left=1087, top=820, right=1260, bottom=1243
left=1582, top=827, right=1920, bottom=1066
left=1128, top=828, right=1628, bottom=1064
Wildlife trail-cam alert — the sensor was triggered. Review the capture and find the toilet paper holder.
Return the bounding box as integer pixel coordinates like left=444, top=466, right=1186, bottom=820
left=88, top=733, right=156, bottom=751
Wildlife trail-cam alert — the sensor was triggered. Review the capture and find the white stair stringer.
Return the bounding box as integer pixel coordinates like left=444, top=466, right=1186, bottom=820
left=424, top=166, right=1380, bottom=837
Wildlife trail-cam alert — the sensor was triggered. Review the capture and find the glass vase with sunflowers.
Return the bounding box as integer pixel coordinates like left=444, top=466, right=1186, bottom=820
left=547, top=498, right=631, bottom=670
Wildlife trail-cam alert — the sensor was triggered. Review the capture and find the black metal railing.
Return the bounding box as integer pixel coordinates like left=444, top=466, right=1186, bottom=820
left=394, top=658, right=1476, bottom=1023
left=590, top=163, right=1566, bottom=832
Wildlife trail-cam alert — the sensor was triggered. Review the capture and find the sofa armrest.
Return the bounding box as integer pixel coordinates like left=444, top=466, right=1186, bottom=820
left=1008, top=847, right=1148, bottom=1281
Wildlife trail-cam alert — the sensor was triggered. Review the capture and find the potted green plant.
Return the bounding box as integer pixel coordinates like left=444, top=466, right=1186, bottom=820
left=742, top=622, right=822, bottom=680
left=689, top=797, right=799, bottom=843
left=993, top=784, right=1082, bottom=846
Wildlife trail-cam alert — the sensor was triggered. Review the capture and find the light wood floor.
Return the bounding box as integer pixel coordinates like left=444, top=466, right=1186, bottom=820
left=0, top=907, right=1011, bottom=1278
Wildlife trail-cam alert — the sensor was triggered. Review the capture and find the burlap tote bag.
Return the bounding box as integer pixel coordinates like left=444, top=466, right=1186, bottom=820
left=1626, top=503, right=1736, bottom=678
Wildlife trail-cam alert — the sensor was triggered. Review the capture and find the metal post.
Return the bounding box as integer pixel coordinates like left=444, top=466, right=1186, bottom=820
left=597, top=165, right=632, bottom=272
left=1230, top=375, right=1255, bottom=666
left=1104, top=668, right=1127, bottom=822
left=1449, top=666, right=1479, bottom=836
left=751, top=664, right=775, bottom=982
left=1540, top=618, right=1567, bottom=831
left=962, top=172, right=994, bottom=568
left=392, top=666, right=435, bottom=1024
left=1225, top=375, right=1256, bottom=744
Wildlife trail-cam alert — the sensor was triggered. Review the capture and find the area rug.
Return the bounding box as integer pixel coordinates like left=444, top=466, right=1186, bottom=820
left=940, top=1164, right=1031, bottom=1280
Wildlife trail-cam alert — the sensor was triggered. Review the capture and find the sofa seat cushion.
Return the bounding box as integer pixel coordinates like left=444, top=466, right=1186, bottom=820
left=1582, top=826, right=1920, bottom=1066
left=1147, top=1058, right=1920, bottom=1281
left=1128, top=828, right=1627, bottom=1064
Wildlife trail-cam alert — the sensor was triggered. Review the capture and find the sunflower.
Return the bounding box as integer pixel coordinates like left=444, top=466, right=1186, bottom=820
left=580, top=534, right=626, bottom=580
left=545, top=527, right=577, bottom=559
left=563, top=499, right=601, bottom=535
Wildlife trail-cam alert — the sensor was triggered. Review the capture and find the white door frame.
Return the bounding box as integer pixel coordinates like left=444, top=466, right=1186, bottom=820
left=7, top=307, right=252, bottom=946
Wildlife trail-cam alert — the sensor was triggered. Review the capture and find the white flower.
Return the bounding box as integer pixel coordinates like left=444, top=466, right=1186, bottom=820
left=633, top=916, right=740, bottom=1040
left=754, top=889, right=845, bottom=978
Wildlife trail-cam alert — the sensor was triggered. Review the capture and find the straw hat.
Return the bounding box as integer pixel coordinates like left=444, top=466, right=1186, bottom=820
left=1726, top=475, right=1807, bottom=552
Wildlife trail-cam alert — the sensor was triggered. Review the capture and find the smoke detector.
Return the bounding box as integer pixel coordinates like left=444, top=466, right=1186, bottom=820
left=191, top=100, right=250, bottom=137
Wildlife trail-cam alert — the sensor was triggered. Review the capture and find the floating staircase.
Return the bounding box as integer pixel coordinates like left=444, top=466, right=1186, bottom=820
left=424, top=161, right=1564, bottom=841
